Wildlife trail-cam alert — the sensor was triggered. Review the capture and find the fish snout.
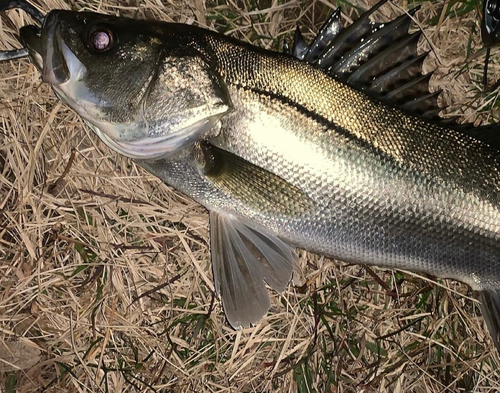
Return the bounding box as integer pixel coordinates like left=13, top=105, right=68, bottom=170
left=20, top=11, right=70, bottom=85
left=40, top=14, right=69, bottom=85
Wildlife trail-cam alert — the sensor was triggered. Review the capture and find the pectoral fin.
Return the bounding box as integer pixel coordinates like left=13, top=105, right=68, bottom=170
left=201, top=142, right=313, bottom=217
left=210, top=211, right=299, bottom=328
left=478, top=289, right=500, bottom=352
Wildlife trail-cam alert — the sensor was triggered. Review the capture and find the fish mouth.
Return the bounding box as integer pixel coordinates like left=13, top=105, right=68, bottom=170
left=20, top=12, right=69, bottom=85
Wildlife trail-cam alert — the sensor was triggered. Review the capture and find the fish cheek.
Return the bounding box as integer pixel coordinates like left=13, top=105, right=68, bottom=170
left=76, top=39, right=163, bottom=125
left=142, top=52, right=232, bottom=139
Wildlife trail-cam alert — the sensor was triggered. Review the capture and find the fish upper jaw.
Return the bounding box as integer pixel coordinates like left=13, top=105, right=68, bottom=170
left=20, top=11, right=69, bottom=84
left=40, top=14, right=70, bottom=84
left=19, top=24, right=43, bottom=71
left=20, top=13, right=94, bottom=118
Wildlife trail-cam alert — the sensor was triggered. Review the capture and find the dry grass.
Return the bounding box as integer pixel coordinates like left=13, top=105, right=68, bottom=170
left=1, top=0, right=500, bottom=391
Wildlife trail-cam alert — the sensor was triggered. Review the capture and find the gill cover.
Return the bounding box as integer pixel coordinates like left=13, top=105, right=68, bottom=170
left=91, top=48, right=232, bottom=159
left=135, top=48, right=232, bottom=159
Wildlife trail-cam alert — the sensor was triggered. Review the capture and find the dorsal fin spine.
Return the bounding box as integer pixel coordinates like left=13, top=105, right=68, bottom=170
left=289, top=0, right=445, bottom=122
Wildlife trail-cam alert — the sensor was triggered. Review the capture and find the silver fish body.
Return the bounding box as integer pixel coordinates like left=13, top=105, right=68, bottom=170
left=8, top=8, right=500, bottom=343
left=137, top=34, right=500, bottom=337
left=147, top=36, right=500, bottom=289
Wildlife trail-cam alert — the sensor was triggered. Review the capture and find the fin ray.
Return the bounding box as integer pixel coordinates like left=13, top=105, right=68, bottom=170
left=348, top=32, right=422, bottom=88
left=317, top=0, right=389, bottom=68
left=331, top=9, right=418, bottom=78
left=303, top=8, right=343, bottom=63
left=292, top=27, right=309, bottom=60
left=385, top=73, right=432, bottom=101
left=210, top=211, right=298, bottom=328
left=367, top=51, right=427, bottom=94
left=202, top=142, right=313, bottom=216
left=479, top=289, right=500, bottom=352
left=289, top=0, right=445, bottom=122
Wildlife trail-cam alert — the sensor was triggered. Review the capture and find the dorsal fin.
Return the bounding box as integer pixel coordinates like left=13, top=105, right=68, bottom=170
left=315, top=0, right=389, bottom=68
left=282, top=0, right=500, bottom=147
left=303, top=8, right=342, bottom=63
left=286, top=0, right=445, bottom=123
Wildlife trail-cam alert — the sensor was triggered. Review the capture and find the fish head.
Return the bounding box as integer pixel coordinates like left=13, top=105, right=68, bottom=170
left=19, top=11, right=231, bottom=159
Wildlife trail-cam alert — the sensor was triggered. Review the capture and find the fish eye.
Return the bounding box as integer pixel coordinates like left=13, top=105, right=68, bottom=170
left=88, top=27, right=114, bottom=52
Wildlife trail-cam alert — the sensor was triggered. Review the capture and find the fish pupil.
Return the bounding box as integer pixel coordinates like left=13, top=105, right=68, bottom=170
left=91, top=31, right=111, bottom=51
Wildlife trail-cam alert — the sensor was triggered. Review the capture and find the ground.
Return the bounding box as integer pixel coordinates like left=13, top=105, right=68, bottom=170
left=1, top=0, right=500, bottom=392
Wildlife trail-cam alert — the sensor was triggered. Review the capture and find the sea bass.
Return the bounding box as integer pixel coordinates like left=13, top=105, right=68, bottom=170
left=3, top=0, right=500, bottom=349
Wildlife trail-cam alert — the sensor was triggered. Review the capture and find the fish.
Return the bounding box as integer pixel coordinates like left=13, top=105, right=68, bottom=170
left=3, top=0, right=500, bottom=351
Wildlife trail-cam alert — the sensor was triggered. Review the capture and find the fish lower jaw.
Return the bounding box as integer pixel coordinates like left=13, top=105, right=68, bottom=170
left=90, top=125, right=177, bottom=159
left=86, top=116, right=222, bottom=160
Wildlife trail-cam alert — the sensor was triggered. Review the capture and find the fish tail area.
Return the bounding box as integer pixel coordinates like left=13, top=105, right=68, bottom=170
left=478, top=289, right=500, bottom=352
left=209, top=211, right=299, bottom=329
